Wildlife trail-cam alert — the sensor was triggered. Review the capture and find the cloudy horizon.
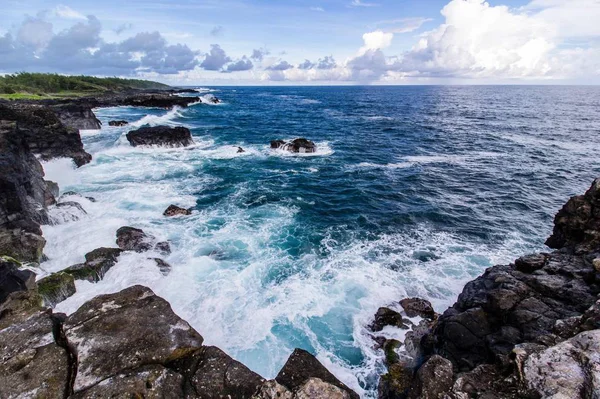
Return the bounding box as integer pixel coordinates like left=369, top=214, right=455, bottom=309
left=1, top=0, right=599, bottom=85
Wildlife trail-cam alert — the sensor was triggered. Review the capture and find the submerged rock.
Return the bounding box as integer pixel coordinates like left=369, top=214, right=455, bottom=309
left=163, top=204, right=192, bottom=217
left=64, top=285, right=204, bottom=393
left=276, top=348, right=359, bottom=399
left=151, top=258, right=172, bottom=275
left=370, top=307, right=409, bottom=332
left=271, top=138, right=316, bottom=153
left=63, top=247, right=122, bottom=282
left=108, top=120, right=128, bottom=127
left=37, top=272, right=76, bottom=307
left=126, top=125, right=194, bottom=147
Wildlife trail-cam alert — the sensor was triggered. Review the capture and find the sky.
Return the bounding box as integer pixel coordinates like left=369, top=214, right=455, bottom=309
left=1, top=0, right=599, bottom=85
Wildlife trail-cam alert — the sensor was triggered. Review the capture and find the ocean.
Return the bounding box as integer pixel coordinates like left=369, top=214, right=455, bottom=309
left=40, top=86, right=600, bottom=397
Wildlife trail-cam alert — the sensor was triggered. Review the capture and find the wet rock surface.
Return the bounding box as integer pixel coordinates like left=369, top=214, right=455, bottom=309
left=51, top=103, right=102, bottom=130
left=126, top=125, right=194, bottom=147
left=63, top=247, right=122, bottom=282
left=163, top=204, right=192, bottom=217
left=37, top=271, right=76, bottom=307
left=108, top=119, right=128, bottom=126
left=270, top=138, right=316, bottom=153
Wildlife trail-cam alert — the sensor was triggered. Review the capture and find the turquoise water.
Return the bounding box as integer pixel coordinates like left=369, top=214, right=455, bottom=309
left=42, top=86, right=600, bottom=397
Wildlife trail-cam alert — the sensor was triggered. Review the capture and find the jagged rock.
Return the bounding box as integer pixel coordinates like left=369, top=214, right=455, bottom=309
left=0, top=120, right=54, bottom=262
left=270, top=138, right=316, bottom=153
left=378, top=360, right=413, bottom=399
left=524, top=329, right=600, bottom=398
left=0, top=256, right=35, bottom=304
left=276, top=348, right=358, bottom=399
left=116, top=226, right=154, bottom=252
left=126, top=126, right=194, bottom=147
left=370, top=307, right=409, bottom=332
left=408, top=355, right=453, bottom=399
left=45, top=180, right=59, bottom=204
left=117, top=93, right=200, bottom=108
left=0, top=102, right=91, bottom=166
left=546, top=178, right=600, bottom=252
left=400, top=298, right=436, bottom=320
left=253, top=380, right=293, bottom=398
left=108, top=120, right=128, bottom=127
left=37, top=272, right=76, bottom=307
left=163, top=204, right=192, bottom=217
left=151, top=258, right=172, bottom=275
left=0, top=311, right=70, bottom=398
left=63, top=247, right=122, bottom=282
left=51, top=103, right=102, bottom=130
left=295, top=378, right=351, bottom=399
left=155, top=241, right=172, bottom=255
left=171, top=346, right=264, bottom=398
left=70, top=365, right=184, bottom=399
left=64, top=285, right=204, bottom=393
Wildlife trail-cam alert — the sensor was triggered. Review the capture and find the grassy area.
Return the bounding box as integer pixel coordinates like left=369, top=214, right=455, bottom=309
left=0, top=72, right=171, bottom=100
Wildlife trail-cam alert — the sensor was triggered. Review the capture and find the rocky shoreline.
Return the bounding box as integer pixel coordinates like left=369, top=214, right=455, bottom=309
left=1, top=91, right=598, bottom=398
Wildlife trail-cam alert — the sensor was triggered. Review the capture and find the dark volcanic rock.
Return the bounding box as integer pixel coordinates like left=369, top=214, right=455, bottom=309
left=237, top=146, right=245, bottom=153
left=370, top=307, right=409, bottom=332
left=64, top=285, right=204, bottom=393
left=0, top=102, right=91, bottom=166
left=0, top=256, right=36, bottom=304
left=546, top=178, right=600, bottom=252
left=51, top=103, right=102, bottom=130
left=171, top=346, right=264, bottom=398
left=276, top=348, right=359, bottom=399
left=116, top=226, right=154, bottom=252
left=108, top=120, right=128, bottom=126
left=63, top=247, right=122, bottom=282
left=163, top=204, right=192, bottom=217
left=270, top=138, right=316, bottom=153
left=0, top=121, right=55, bottom=262
left=400, top=297, right=436, bottom=320
left=37, top=272, right=76, bottom=307
left=0, top=310, right=70, bottom=398
left=126, top=125, right=194, bottom=147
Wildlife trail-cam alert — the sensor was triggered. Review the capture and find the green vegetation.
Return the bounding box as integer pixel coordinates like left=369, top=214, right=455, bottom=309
left=0, top=72, right=170, bottom=99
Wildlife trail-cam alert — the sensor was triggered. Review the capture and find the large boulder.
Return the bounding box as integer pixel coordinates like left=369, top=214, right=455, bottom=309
left=399, top=298, right=436, bottom=320
left=163, top=204, right=192, bottom=217
left=170, top=346, right=264, bottom=398
left=51, top=103, right=102, bottom=130
left=37, top=272, right=76, bottom=307
left=64, top=285, right=204, bottom=393
left=126, top=126, right=194, bottom=147
left=276, top=348, right=358, bottom=399
left=0, top=311, right=70, bottom=398
left=370, top=307, right=409, bottom=332
left=270, top=138, right=316, bottom=153
left=63, top=247, right=122, bottom=282
left=116, top=226, right=170, bottom=254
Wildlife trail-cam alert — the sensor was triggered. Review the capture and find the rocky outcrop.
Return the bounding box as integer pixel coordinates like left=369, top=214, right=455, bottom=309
left=108, top=120, right=128, bottom=126
left=63, top=247, right=122, bottom=282
left=271, top=138, right=316, bottom=153
left=116, top=226, right=170, bottom=254
left=0, top=256, right=36, bottom=304
left=0, top=120, right=55, bottom=262
left=163, top=204, right=192, bottom=217
left=0, top=102, right=91, bottom=166
left=370, top=307, right=409, bottom=332
left=51, top=103, right=102, bottom=130
left=37, top=272, right=76, bottom=307
left=376, top=178, right=600, bottom=399
left=126, top=125, right=194, bottom=147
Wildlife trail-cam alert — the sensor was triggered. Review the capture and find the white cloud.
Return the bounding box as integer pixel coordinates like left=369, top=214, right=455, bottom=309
left=54, top=5, right=86, bottom=20
left=350, top=0, right=378, bottom=7
left=375, top=17, right=432, bottom=34
left=359, top=30, right=393, bottom=55
left=310, top=6, right=325, bottom=12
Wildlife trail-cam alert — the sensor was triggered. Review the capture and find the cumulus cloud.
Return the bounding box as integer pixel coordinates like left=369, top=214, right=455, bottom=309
left=225, top=57, right=253, bottom=72
left=200, top=44, right=231, bottom=70
left=17, top=16, right=53, bottom=49
left=251, top=48, right=269, bottom=61
left=316, top=55, right=337, bottom=69
left=298, top=59, right=315, bottom=69
left=54, top=5, right=86, bottom=20
left=266, top=60, right=294, bottom=71
left=359, top=30, right=393, bottom=54
left=375, top=17, right=432, bottom=34
left=350, top=0, right=378, bottom=7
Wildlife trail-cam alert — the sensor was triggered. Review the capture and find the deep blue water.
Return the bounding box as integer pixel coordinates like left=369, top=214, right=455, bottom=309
left=44, top=86, right=600, bottom=397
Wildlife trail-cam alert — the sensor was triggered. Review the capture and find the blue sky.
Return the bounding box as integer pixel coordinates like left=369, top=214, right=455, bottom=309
left=1, top=0, right=599, bottom=84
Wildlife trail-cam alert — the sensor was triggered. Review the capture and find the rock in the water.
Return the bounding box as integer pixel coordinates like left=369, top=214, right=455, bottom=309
left=70, top=365, right=184, bottom=399
left=126, top=125, right=194, bottom=147
left=270, top=138, right=316, bottom=153
left=546, top=178, right=600, bottom=252
left=400, top=297, right=436, bottom=320
left=524, top=329, right=600, bottom=398
left=237, top=146, right=245, bottom=153
left=155, top=241, right=172, bottom=255
left=151, top=258, right=172, bottom=275
left=0, top=311, right=70, bottom=398
left=64, top=285, right=204, bottom=393
left=108, top=120, right=128, bottom=127
left=0, top=256, right=36, bottom=304
left=116, top=226, right=154, bottom=252
left=51, top=103, right=102, bottom=130
left=370, top=307, right=409, bottom=332
left=37, top=272, right=76, bottom=307
left=63, top=247, right=122, bottom=282
left=171, top=346, right=264, bottom=398
left=276, top=348, right=359, bottom=399
left=163, top=204, right=192, bottom=217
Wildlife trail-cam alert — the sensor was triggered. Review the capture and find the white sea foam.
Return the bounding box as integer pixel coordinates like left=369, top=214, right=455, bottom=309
left=268, top=141, right=334, bottom=157
left=130, top=106, right=184, bottom=127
